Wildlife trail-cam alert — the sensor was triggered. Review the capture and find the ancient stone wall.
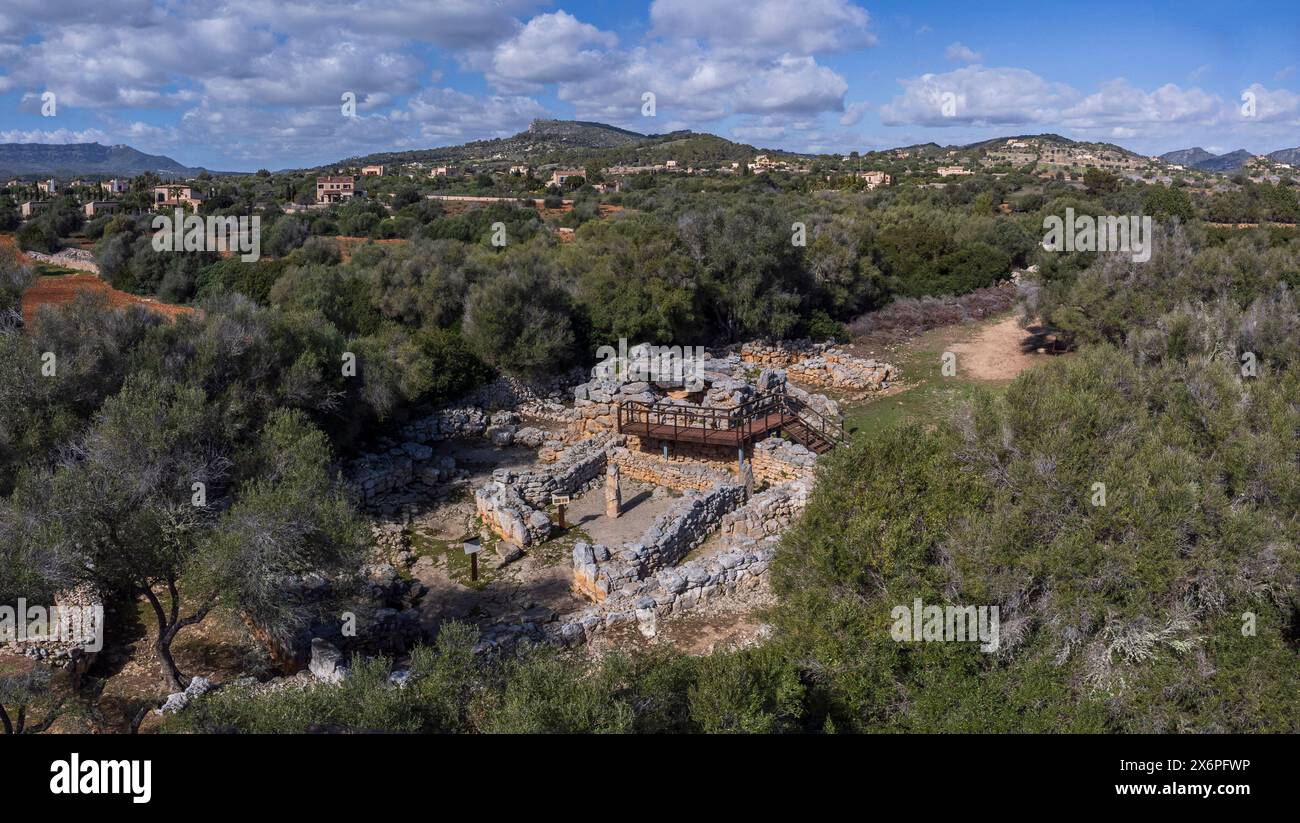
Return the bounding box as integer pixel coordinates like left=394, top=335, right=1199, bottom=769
left=571, top=378, right=657, bottom=438
left=348, top=442, right=457, bottom=505
left=741, top=340, right=895, bottom=392
left=458, top=369, right=584, bottom=422
left=473, top=434, right=616, bottom=547
left=572, top=480, right=748, bottom=601
left=719, top=477, right=811, bottom=539
left=752, top=437, right=818, bottom=486
left=347, top=406, right=559, bottom=506
left=474, top=481, right=554, bottom=546
left=556, top=537, right=776, bottom=647
left=492, top=433, right=614, bottom=509
left=608, top=446, right=733, bottom=492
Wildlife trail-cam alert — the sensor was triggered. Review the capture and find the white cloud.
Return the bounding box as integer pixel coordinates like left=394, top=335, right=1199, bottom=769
left=881, top=65, right=1078, bottom=127
left=406, top=88, right=550, bottom=140
left=735, top=56, right=847, bottom=115
left=1061, top=80, right=1225, bottom=128
left=944, top=42, right=981, bottom=63
left=1238, top=83, right=1300, bottom=124
left=650, top=0, right=875, bottom=55
left=840, top=100, right=870, bottom=126
left=490, top=11, right=621, bottom=90
left=0, top=126, right=115, bottom=143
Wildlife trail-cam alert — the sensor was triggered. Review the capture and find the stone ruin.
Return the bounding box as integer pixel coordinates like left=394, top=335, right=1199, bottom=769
left=572, top=343, right=846, bottom=440
left=302, top=336, right=897, bottom=673
left=463, top=341, right=851, bottom=650
left=740, top=339, right=895, bottom=393
left=0, top=584, right=103, bottom=674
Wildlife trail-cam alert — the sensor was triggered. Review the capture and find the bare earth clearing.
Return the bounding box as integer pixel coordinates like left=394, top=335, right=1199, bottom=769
left=948, top=314, right=1040, bottom=381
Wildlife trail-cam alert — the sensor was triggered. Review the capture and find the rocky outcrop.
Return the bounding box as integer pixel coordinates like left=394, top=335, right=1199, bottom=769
left=309, top=638, right=349, bottom=684
left=157, top=675, right=214, bottom=715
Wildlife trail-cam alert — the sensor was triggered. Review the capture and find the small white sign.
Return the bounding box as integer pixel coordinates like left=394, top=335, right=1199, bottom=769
left=463, top=539, right=482, bottom=555
left=552, top=494, right=571, bottom=506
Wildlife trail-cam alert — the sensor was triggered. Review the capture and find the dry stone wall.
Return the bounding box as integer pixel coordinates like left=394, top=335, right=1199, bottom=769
left=459, top=370, right=584, bottom=423
left=752, top=437, right=818, bottom=486
left=555, top=537, right=776, bottom=647
left=492, top=433, right=614, bottom=509
left=572, top=480, right=747, bottom=601
left=0, top=584, right=103, bottom=668
left=607, top=446, right=733, bottom=491
left=474, top=433, right=616, bottom=546
left=741, top=340, right=895, bottom=392
left=719, top=477, right=811, bottom=539
left=347, top=406, right=560, bottom=507
left=25, top=248, right=99, bottom=274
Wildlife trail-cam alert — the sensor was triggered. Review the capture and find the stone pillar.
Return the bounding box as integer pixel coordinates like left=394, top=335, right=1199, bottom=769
left=605, top=463, right=622, bottom=518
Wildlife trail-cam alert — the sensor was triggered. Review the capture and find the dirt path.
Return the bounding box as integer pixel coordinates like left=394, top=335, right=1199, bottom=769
left=948, top=314, right=1038, bottom=381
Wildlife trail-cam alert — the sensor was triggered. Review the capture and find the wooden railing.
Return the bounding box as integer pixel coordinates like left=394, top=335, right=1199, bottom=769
left=781, top=393, right=845, bottom=447
left=617, top=388, right=844, bottom=449
left=618, top=390, right=786, bottom=445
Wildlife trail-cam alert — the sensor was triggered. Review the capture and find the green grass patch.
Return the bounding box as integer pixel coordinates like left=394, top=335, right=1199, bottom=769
left=408, top=527, right=495, bottom=589
left=842, top=318, right=1016, bottom=435
left=33, top=262, right=82, bottom=276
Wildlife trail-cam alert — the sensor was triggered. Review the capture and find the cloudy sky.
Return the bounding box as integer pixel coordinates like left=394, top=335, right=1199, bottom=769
left=1, top=0, right=1297, bottom=170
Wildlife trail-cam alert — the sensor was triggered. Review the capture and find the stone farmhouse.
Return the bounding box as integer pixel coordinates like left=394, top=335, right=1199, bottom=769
left=316, top=175, right=355, bottom=204
left=549, top=168, right=586, bottom=187
left=152, top=183, right=204, bottom=209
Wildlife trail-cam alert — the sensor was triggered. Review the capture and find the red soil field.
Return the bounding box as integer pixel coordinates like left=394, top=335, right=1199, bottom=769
left=21, top=273, right=197, bottom=326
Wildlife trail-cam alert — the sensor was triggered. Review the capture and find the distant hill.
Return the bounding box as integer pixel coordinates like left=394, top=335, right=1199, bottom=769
left=1194, top=149, right=1253, bottom=172
left=341, top=119, right=651, bottom=169
left=0, top=142, right=203, bottom=178
left=961, top=133, right=1145, bottom=159
left=1266, top=147, right=1300, bottom=166
left=1159, top=147, right=1257, bottom=173
left=1159, top=147, right=1217, bottom=167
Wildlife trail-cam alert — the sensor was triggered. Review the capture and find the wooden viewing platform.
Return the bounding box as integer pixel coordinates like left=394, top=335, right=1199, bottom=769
left=616, top=390, right=843, bottom=454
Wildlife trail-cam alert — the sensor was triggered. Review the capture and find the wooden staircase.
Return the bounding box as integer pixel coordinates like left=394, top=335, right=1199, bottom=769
left=776, top=393, right=843, bottom=453
left=779, top=416, right=838, bottom=453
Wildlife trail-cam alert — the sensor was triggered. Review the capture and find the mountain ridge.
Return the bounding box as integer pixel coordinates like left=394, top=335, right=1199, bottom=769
left=4, top=124, right=1298, bottom=179
left=0, top=142, right=208, bottom=178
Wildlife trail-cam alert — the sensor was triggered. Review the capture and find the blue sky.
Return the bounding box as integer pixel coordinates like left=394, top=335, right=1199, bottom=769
left=1, top=0, right=1297, bottom=171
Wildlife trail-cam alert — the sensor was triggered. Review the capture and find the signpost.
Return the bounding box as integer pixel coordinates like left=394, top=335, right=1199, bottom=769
left=463, top=537, right=482, bottom=582
left=552, top=494, right=571, bottom=529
